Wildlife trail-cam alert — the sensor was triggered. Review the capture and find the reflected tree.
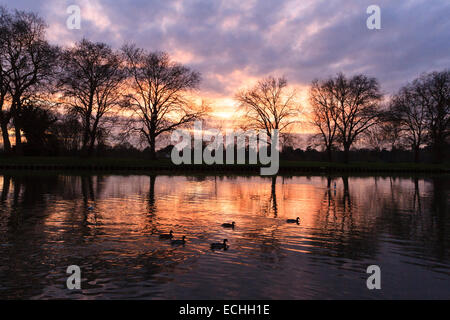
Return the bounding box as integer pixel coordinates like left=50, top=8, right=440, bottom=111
left=413, top=177, right=422, bottom=214
left=1, top=174, right=10, bottom=202
left=310, top=175, right=382, bottom=261
left=148, top=175, right=157, bottom=215
left=81, top=176, right=95, bottom=204
left=430, top=177, right=449, bottom=259
left=270, top=176, right=278, bottom=217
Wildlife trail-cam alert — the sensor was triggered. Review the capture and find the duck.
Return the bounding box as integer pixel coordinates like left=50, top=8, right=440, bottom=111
left=159, top=230, right=174, bottom=239
left=221, top=222, right=235, bottom=228
left=171, top=236, right=186, bottom=245
left=210, top=239, right=229, bottom=250
left=286, top=217, right=300, bottom=224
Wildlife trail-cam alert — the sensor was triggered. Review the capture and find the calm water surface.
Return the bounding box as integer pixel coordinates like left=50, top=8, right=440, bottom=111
left=0, top=173, right=448, bottom=299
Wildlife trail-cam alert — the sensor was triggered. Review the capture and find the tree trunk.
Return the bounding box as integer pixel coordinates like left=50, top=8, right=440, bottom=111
left=343, top=144, right=350, bottom=163
left=88, top=118, right=101, bottom=157
left=88, top=138, right=96, bottom=156
left=149, top=132, right=156, bottom=160
left=11, top=99, right=23, bottom=155
left=87, top=129, right=97, bottom=157
left=0, top=120, right=11, bottom=153
left=81, top=116, right=91, bottom=157
left=413, top=146, right=420, bottom=163
left=14, top=122, right=22, bottom=155
left=327, top=146, right=332, bottom=162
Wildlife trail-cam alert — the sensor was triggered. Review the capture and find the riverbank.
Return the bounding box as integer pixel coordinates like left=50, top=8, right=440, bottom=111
left=0, top=156, right=448, bottom=174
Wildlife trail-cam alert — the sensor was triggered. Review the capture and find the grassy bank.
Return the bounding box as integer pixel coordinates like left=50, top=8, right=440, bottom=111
left=0, top=156, right=448, bottom=174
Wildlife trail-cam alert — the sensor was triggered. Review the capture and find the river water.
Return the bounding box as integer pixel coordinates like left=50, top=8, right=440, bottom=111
left=0, top=173, right=448, bottom=299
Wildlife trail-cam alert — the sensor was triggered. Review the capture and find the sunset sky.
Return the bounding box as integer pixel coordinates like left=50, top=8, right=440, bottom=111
left=2, top=0, right=449, bottom=132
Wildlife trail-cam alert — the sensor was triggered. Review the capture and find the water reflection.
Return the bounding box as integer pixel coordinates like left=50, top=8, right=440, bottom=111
left=0, top=172, right=448, bottom=299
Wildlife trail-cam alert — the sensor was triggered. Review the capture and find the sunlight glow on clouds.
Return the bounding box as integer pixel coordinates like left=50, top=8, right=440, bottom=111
left=2, top=0, right=449, bottom=132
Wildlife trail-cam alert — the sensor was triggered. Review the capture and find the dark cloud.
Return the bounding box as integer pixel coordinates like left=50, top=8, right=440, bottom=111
left=2, top=0, right=449, bottom=95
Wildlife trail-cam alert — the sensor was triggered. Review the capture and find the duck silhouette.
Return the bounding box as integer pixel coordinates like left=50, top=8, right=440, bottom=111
left=159, top=230, right=174, bottom=239
left=171, top=236, right=186, bottom=245
left=221, top=222, right=235, bottom=228
left=286, top=217, right=300, bottom=224
left=211, top=239, right=229, bottom=250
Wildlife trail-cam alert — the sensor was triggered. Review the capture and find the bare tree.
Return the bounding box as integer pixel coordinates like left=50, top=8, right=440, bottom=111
left=235, top=76, right=301, bottom=144
left=122, top=45, right=206, bottom=159
left=362, top=121, right=396, bottom=152
left=0, top=69, right=10, bottom=153
left=280, top=129, right=296, bottom=151
left=52, top=113, right=83, bottom=154
left=414, top=70, right=449, bottom=163
left=388, top=83, right=428, bottom=162
left=59, top=39, right=126, bottom=156
left=0, top=7, right=11, bottom=153
left=0, top=9, right=11, bottom=153
left=0, top=8, right=59, bottom=154
left=309, top=79, right=338, bottom=161
left=321, top=73, right=382, bottom=163
left=379, top=115, right=404, bottom=151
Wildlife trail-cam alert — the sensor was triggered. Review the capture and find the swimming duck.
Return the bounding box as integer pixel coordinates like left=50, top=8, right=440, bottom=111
left=159, top=230, right=174, bottom=239
left=286, top=217, right=300, bottom=224
left=221, top=222, right=235, bottom=228
left=210, top=239, right=229, bottom=250
left=171, top=236, right=186, bottom=245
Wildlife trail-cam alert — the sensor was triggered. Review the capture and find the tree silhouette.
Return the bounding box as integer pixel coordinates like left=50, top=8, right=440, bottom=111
left=388, top=81, right=429, bottom=162
left=235, top=76, right=301, bottom=143
left=59, top=39, right=126, bottom=156
left=0, top=6, right=447, bottom=163
left=314, top=73, right=382, bottom=163
left=0, top=7, right=59, bottom=155
left=414, top=71, right=449, bottom=163
left=18, top=104, right=58, bottom=155
left=122, top=44, right=206, bottom=159
left=309, top=79, right=339, bottom=161
left=0, top=8, right=11, bottom=153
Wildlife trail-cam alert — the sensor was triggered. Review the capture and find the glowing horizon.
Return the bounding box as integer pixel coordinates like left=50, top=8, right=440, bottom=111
left=2, top=0, right=449, bottom=138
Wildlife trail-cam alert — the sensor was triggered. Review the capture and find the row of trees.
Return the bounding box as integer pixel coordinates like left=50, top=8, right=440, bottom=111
left=309, top=71, right=449, bottom=163
left=0, top=7, right=448, bottom=163
left=387, top=72, right=449, bottom=163
left=0, top=7, right=206, bottom=158
left=236, top=70, right=449, bottom=163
